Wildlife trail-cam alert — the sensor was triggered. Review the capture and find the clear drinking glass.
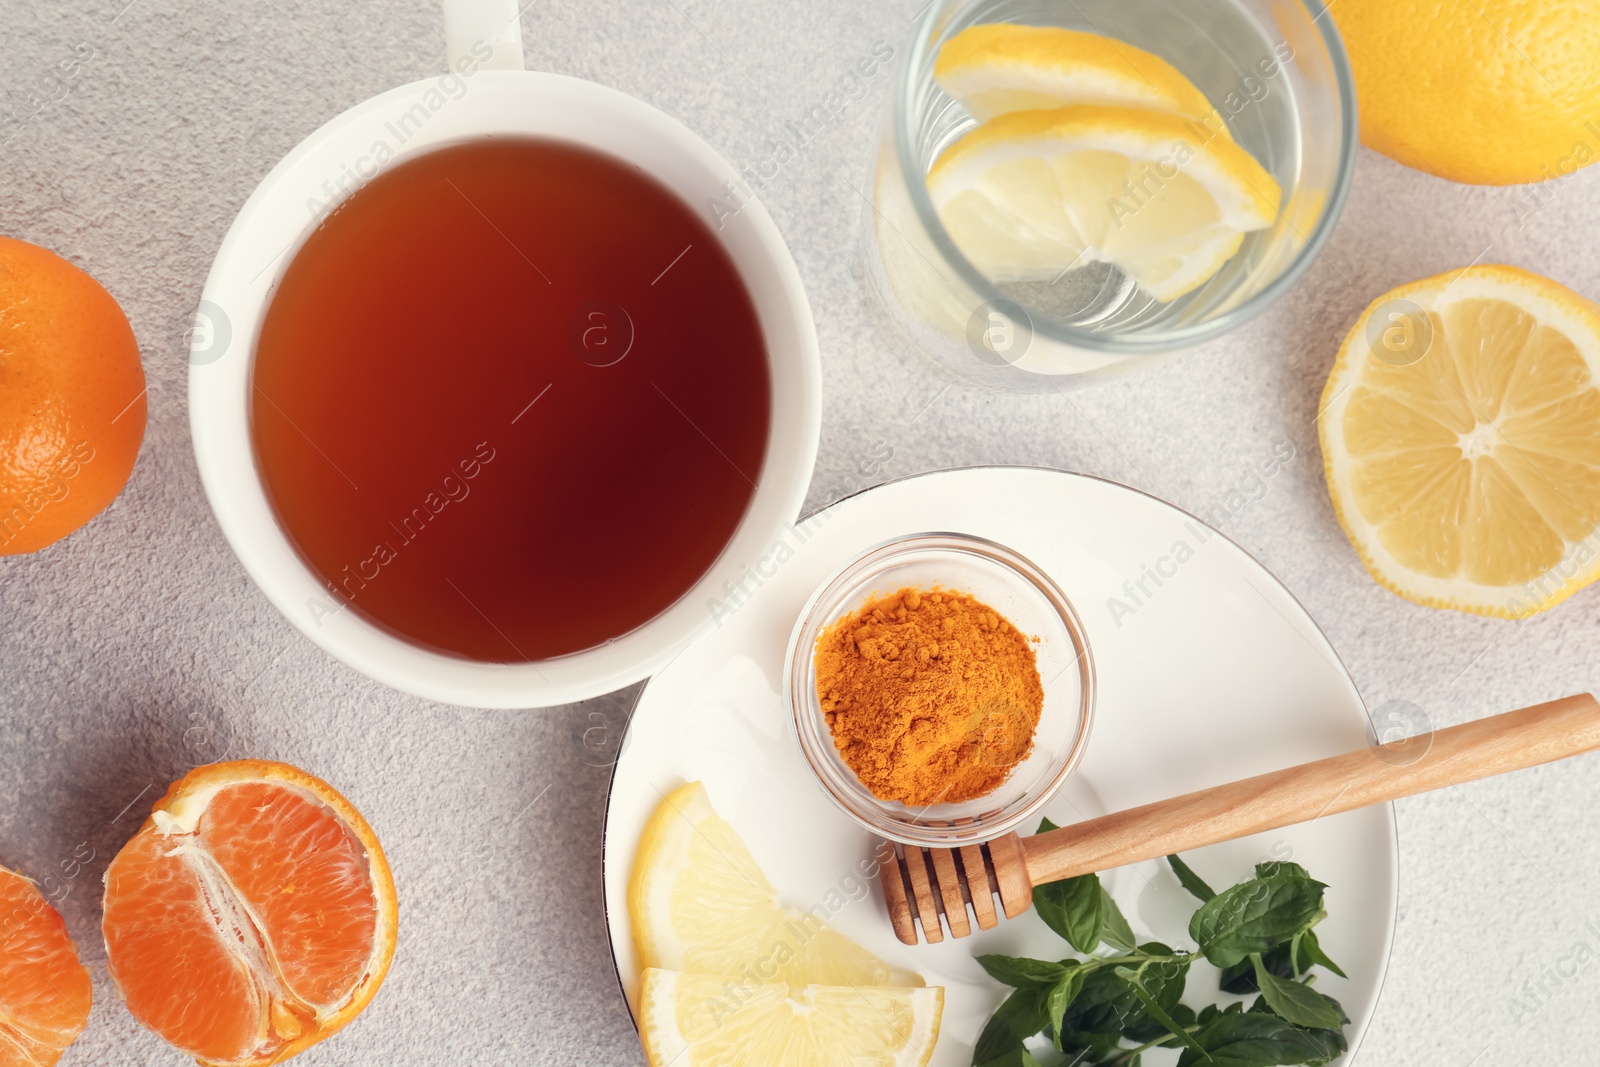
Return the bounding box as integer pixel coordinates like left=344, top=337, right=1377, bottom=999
left=865, top=0, right=1356, bottom=389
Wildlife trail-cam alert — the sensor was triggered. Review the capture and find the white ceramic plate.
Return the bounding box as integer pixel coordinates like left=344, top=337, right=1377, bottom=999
left=603, top=467, right=1396, bottom=1065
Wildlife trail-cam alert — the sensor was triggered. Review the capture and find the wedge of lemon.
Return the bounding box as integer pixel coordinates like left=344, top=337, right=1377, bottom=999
left=927, top=106, right=1279, bottom=301
left=639, top=969, right=944, bottom=1067
left=936, top=23, right=1225, bottom=134
left=628, top=782, right=918, bottom=988
left=1320, top=264, right=1600, bottom=617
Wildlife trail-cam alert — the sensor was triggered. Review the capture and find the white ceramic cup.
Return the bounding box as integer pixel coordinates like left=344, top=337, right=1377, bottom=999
left=188, top=0, right=821, bottom=708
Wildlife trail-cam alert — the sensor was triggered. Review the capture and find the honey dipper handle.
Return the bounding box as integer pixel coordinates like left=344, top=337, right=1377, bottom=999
left=1022, top=693, right=1600, bottom=885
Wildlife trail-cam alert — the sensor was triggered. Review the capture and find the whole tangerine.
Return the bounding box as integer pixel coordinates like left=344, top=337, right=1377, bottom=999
left=0, top=235, right=146, bottom=554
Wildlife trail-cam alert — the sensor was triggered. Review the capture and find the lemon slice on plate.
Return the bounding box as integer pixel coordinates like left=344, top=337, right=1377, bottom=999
left=1320, top=264, right=1600, bottom=617
left=927, top=106, right=1279, bottom=301
left=628, top=781, right=918, bottom=988
left=935, top=23, right=1224, bottom=132
left=640, top=968, right=944, bottom=1067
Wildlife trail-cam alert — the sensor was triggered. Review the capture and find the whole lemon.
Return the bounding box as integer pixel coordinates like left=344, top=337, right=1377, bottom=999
left=1331, top=0, right=1600, bottom=185
left=0, top=236, right=146, bottom=554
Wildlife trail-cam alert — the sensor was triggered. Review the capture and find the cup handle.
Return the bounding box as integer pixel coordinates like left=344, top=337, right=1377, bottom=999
left=442, top=0, right=526, bottom=72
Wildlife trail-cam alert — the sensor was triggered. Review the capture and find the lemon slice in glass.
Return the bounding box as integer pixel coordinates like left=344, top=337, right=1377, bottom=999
left=640, top=968, right=944, bottom=1067
left=936, top=23, right=1225, bottom=133
left=1320, top=264, right=1600, bottom=617
left=927, top=105, right=1279, bottom=301
left=628, top=782, right=919, bottom=988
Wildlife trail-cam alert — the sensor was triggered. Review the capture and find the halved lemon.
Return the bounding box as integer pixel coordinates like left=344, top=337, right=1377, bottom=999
left=936, top=23, right=1225, bottom=134
left=927, top=106, right=1279, bottom=301
left=1320, top=264, right=1600, bottom=617
left=629, top=782, right=916, bottom=988
left=639, top=968, right=943, bottom=1067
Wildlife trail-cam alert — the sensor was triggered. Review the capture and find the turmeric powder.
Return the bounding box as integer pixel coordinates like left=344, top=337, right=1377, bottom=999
left=814, top=586, right=1044, bottom=807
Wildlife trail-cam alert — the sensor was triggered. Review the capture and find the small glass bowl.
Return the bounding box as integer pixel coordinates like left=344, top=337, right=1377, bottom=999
left=783, top=532, right=1095, bottom=847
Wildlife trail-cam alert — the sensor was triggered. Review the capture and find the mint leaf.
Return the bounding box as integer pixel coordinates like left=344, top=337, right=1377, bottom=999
left=1254, top=989, right=1348, bottom=1030
left=1031, top=816, right=1111, bottom=952
left=1190, top=868, right=1326, bottom=968
left=1058, top=966, right=1134, bottom=1036
left=1115, top=965, right=1209, bottom=1061
left=1167, top=853, right=1217, bottom=901
left=1250, top=955, right=1344, bottom=1030
left=1118, top=949, right=1193, bottom=1042
left=1045, top=968, right=1084, bottom=1034
left=1297, top=928, right=1347, bottom=978
left=1054, top=1027, right=1122, bottom=1059
left=973, top=856, right=1349, bottom=1067
left=1255, top=860, right=1311, bottom=880
left=1061, top=943, right=1188, bottom=1040
left=974, top=1049, right=1042, bottom=1067
left=973, top=985, right=1051, bottom=1063
left=976, top=955, right=1071, bottom=988
left=1221, top=940, right=1292, bottom=994
left=1034, top=873, right=1103, bottom=953
left=1177, top=1012, right=1344, bottom=1067
left=1100, top=889, right=1137, bottom=951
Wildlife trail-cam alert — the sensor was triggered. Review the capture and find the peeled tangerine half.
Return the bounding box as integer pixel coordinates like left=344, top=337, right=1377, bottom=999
left=102, top=761, right=397, bottom=1066
left=1320, top=264, right=1600, bottom=617
left=0, top=866, right=92, bottom=1067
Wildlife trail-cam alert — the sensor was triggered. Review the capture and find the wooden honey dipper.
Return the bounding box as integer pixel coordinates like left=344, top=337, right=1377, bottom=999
left=882, top=692, right=1600, bottom=944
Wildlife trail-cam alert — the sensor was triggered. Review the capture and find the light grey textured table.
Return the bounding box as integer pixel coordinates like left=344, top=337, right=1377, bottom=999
left=3, top=1, right=1599, bottom=1064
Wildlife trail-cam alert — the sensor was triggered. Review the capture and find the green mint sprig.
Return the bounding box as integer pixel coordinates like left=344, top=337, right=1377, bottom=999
left=971, top=821, right=1349, bottom=1067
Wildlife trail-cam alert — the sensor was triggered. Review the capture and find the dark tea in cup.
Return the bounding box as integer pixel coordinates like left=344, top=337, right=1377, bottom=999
left=251, top=139, right=771, bottom=662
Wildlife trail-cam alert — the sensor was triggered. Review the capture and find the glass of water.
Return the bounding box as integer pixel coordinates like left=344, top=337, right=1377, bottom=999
left=866, top=0, right=1355, bottom=389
